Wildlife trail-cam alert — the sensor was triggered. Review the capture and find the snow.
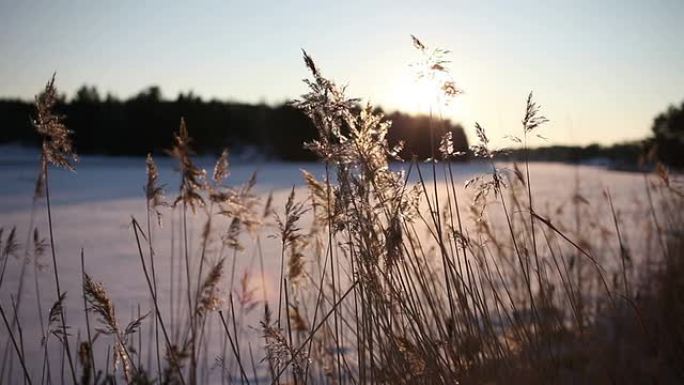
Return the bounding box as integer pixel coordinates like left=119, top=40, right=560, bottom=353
left=0, top=146, right=663, bottom=383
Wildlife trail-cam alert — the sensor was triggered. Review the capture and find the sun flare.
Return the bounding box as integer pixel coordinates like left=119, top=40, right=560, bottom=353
left=388, top=68, right=469, bottom=122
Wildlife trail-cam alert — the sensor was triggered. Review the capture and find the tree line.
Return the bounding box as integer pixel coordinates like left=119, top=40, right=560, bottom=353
left=2, top=84, right=681, bottom=168
left=499, top=142, right=648, bottom=170
left=0, top=85, right=469, bottom=161
left=501, top=99, right=684, bottom=170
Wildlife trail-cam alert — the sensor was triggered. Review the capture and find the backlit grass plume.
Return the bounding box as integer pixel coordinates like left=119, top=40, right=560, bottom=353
left=410, top=34, right=463, bottom=104
left=214, top=172, right=262, bottom=235
left=32, top=75, right=77, bottom=200
left=145, top=153, right=167, bottom=224
left=276, top=188, right=308, bottom=250
left=83, top=273, right=138, bottom=382
left=212, top=149, right=230, bottom=184
left=196, top=257, right=225, bottom=316
left=296, top=51, right=420, bottom=230
left=292, top=50, right=359, bottom=162
left=43, top=292, right=68, bottom=346
left=209, top=150, right=262, bottom=236
left=275, top=188, right=308, bottom=290
left=33, top=74, right=78, bottom=172
left=169, top=118, right=206, bottom=213
left=1, top=227, right=18, bottom=261
left=261, top=320, right=307, bottom=378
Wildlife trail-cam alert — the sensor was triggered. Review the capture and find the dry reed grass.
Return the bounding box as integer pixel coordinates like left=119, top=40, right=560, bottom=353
left=0, top=37, right=683, bottom=385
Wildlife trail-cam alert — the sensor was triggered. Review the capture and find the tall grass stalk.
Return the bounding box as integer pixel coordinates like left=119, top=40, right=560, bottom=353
left=0, top=304, right=32, bottom=385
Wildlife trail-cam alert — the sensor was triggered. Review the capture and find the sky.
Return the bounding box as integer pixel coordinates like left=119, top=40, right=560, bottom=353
left=1, top=0, right=683, bottom=147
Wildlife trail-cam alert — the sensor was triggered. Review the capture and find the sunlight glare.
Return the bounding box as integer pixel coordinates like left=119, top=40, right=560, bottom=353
left=388, top=67, right=469, bottom=123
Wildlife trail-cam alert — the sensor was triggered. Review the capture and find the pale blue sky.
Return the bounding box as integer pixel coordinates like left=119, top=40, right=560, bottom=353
left=1, top=0, right=682, bottom=146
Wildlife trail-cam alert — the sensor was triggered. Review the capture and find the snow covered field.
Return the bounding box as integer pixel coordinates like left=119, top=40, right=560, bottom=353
left=0, top=146, right=661, bottom=382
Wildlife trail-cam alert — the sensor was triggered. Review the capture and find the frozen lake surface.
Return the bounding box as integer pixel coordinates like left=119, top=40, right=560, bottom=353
left=0, top=146, right=667, bottom=383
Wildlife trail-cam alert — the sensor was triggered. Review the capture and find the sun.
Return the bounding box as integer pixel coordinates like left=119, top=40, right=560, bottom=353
left=386, top=68, right=468, bottom=121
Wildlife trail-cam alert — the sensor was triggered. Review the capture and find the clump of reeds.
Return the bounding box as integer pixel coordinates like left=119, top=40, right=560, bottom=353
left=2, top=36, right=684, bottom=385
